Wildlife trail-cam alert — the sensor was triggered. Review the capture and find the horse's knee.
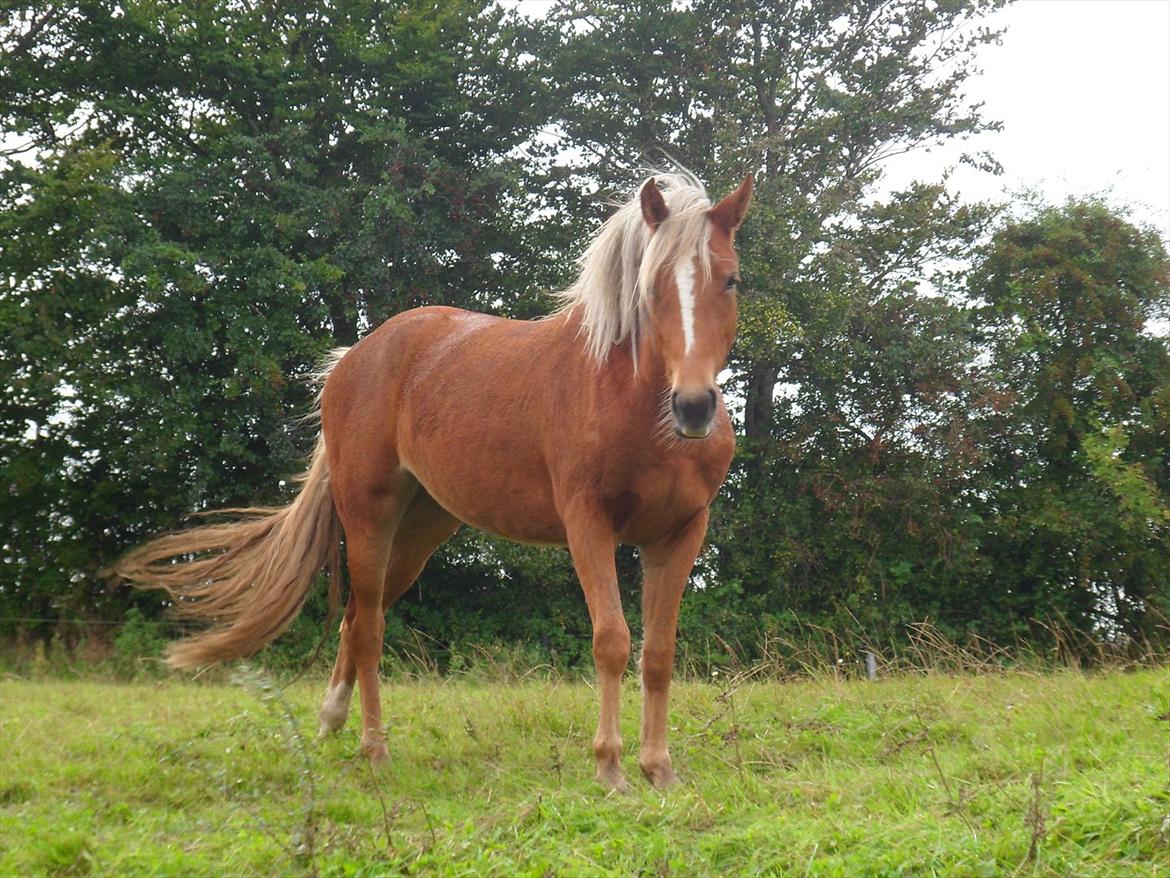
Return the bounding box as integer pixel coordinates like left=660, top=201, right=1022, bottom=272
left=593, top=621, right=631, bottom=673
left=346, top=611, right=385, bottom=663
left=640, top=642, right=675, bottom=692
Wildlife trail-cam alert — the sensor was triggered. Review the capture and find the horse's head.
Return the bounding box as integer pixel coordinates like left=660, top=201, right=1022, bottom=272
left=640, top=174, right=753, bottom=439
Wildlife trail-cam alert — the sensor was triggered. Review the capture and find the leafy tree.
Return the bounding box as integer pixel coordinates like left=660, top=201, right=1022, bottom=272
left=705, top=184, right=999, bottom=646
left=970, top=200, right=1170, bottom=642
left=1, top=1, right=549, bottom=628
left=522, top=0, right=1014, bottom=651
left=4, top=1, right=1166, bottom=665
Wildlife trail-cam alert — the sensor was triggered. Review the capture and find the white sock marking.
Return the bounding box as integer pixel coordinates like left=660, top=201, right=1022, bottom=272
left=674, top=261, right=696, bottom=354
left=319, top=681, right=353, bottom=732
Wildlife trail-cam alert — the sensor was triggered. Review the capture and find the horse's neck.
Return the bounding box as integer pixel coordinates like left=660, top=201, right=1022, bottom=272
left=551, top=308, right=670, bottom=408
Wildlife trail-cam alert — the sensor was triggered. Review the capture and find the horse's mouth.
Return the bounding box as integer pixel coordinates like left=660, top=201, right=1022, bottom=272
left=674, top=424, right=712, bottom=440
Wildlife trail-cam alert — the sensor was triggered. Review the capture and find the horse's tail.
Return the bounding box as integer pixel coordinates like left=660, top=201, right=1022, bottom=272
left=112, top=433, right=341, bottom=669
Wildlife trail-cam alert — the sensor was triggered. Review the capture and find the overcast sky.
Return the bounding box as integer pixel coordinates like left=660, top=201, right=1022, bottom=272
left=880, top=0, right=1170, bottom=241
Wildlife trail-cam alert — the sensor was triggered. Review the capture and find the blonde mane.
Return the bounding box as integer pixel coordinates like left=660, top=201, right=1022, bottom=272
left=556, top=170, right=713, bottom=361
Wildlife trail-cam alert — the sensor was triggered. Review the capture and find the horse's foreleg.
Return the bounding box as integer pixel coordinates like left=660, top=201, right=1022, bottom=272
left=319, top=492, right=459, bottom=739
left=638, top=509, right=709, bottom=789
left=566, top=511, right=629, bottom=790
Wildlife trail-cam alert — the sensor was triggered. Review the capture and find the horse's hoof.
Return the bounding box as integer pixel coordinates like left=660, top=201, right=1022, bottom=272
left=361, top=740, right=390, bottom=768
left=640, top=762, right=680, bottom=790
left=317, top=721, right=340, bottom=740
left=595, top=767, right=629, bottom=793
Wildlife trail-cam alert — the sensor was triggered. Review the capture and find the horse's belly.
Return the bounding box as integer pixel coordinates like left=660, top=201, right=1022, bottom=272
left=416, top=466, right=566, bottom=545
left=399, top=419, right=566, bottom=546
left=382, top=311, right=565, bottom=544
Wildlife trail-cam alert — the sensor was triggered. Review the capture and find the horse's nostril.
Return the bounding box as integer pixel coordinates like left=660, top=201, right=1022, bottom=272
left=671, top=389, right=717, bottom=431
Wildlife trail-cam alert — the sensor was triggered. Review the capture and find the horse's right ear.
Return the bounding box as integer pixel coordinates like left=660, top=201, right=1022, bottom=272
left=640, top=178, right=669, bottom=231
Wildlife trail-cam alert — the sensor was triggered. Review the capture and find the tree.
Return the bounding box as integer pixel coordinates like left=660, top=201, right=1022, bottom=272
left=703, top=184, right=998, bottom=646
left=520, top=0, right=1012, bottom=652
left=5, top=1, right=1165, bottom=664
left=970, top=200, right=1170, bottom=642
left=0, top=1, right=549, bottom=626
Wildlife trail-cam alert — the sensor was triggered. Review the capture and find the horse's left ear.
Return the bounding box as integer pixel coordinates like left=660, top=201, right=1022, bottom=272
left=640, top=177, right=670, bottom=231
left=709, top=173, right=754, bottom=232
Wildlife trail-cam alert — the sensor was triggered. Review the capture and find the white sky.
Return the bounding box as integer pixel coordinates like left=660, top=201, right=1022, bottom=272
left=881, top=0, right=1170, bottom=242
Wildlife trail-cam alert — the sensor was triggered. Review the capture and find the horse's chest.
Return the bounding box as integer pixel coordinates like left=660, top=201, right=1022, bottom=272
left=604, top=445, right=732, bottom=545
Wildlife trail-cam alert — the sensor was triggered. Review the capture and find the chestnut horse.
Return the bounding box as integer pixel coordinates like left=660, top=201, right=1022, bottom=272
left=116, top=171, right=753, bottom=789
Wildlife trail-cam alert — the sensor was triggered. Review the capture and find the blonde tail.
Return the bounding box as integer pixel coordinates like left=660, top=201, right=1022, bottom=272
left=112, top=434, right=341, bottom=669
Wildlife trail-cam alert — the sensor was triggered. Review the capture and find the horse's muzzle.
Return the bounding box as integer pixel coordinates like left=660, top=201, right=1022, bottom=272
left=671, top=388, right=717, bottom=439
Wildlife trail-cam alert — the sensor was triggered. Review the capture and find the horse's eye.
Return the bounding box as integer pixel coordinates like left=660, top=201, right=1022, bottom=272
left=726, top=275, right=740, bottom=290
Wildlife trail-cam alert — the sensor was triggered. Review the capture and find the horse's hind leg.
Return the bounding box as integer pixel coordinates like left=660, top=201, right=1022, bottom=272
left=341, top=519, right=398, bottom=763
left=318, top=600, right=359, bottom=737
left=319, top=491, right=460, bottom=739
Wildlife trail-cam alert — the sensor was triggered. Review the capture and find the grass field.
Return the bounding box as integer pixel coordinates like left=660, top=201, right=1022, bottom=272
left=1, top=667, right=1167, bottom=877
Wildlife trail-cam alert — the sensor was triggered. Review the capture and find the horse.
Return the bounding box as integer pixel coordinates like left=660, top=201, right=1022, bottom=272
left=115, top=170, right=753, bottom=790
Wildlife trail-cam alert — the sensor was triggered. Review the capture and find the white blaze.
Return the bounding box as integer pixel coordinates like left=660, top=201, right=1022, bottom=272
left=674, top=261, right=696, bottom=355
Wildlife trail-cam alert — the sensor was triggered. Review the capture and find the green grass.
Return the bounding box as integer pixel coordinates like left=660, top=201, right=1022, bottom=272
left=1, top=668, right=1167, bottom=877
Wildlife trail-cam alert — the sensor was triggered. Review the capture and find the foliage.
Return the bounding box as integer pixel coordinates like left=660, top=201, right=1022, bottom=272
left=2, top=1, right=1169, bottom=664
left=525, top=0, right=1006, bottom=434
left=1, top=0, right=550, bottom=628
left=970, top=200, right=1170, bottom=641
left=708, top=185, right=1001, bottom=646
left=111, top=607, right=166, bottom=677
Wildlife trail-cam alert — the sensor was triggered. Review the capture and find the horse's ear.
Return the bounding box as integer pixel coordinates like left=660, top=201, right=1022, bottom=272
left=710, top=173, right=754, bottom=232
left=640, top=178, right=669, bottom=231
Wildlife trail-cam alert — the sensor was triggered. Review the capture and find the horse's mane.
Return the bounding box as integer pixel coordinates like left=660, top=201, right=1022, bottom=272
left=556, top=170, right=712, bottom=361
